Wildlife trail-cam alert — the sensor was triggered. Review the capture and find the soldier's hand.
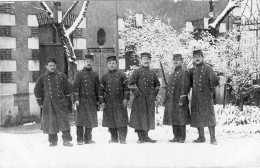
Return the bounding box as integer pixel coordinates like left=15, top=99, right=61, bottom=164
left=40, top=105, right=43, bottom=108
left=155, top=100, right=160, bottom=107
left=96, top=102, right=100, bottom=111
left=74, top=100, right=79, bottom=106
left=122, top=99, right=128, bottom=108
left=100, top=103, right=106, bottom=111
left=178, top=102, right=183, bottom=106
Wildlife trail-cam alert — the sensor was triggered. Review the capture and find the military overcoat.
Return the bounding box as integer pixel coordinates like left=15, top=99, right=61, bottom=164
left=189, top=62, right=219, bottom=127
left=163, top=66, right=191, bottom=125
left=128, top=66, right=161, bottom=131
left=72, top=67, right=100, bottom=128
left=34, top=70, right=71, bottom=134
left=99, top=69, right=130, bottom=128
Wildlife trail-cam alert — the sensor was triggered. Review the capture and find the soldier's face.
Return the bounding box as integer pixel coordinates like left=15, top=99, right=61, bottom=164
left=46, top=62, right=56, bottom=72
left=193, top=53, right=204, bottom=65
left=141, top=57, right=151, bottom=67
left=107, top=60, right=117, bottom=71
left=85, top=59, right=93, bottom=68
left=173, top=58, right=182, bottom=67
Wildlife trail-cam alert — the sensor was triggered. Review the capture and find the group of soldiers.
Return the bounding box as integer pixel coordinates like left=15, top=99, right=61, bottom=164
left=34, top=49, right=219, bottom=147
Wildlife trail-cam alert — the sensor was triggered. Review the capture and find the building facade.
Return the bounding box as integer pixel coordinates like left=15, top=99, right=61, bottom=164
left=0, top=1, right=228, bottom=125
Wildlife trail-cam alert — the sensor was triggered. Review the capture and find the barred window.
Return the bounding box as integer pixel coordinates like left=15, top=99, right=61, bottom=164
left=0, top=72, right=12, bottom=83
left=74, top=50, right=83, bottom=59
left=32, top=71, right=40, bottom=82
left=72, top=28, right=83, bottom=38
left=0, top=26, right=11, bottom=37
left=0, top=3, right=11, bottom=13
left=32, top=49, right=40, bottom=60
left=31, top=27, right=39, bottom=37
left=0, top=49, right=12, bottom=60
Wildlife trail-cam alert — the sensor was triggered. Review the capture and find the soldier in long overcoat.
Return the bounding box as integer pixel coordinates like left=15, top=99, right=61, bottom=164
left=128, top=52, right=161, bottom=143
left=34, top=57, right=73, bottom=147
left=72, top=53, right=100, bottom=145
left=163, top=54, right=191, bottom=143
left=99, top=56, right=130, bottom=144
left=189, top=49, right=219, bottom=145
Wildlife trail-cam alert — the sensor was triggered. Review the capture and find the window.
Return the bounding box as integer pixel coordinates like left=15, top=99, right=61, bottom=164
left=0, top=49, right=12, bottom=60
left=0, top=26, right=11, bottom=37
left=32, top=49, right=39, bottom=60
left=74, top=50, right=83, bottom=59
left=0, top=72, right=12, bottom=83
left=32, top=71, right=40, bottom=82
left=0, top=3, right=11, bottom=13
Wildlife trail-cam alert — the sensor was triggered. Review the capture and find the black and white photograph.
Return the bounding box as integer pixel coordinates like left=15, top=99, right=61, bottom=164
left=0, top=0, right=260, bottom=167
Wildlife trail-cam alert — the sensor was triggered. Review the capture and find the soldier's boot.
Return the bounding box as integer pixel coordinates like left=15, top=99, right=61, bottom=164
left=85, top=128, right=95, bottom=144
left=137, top=131, right=145, bottom=144
left=144, top=130, right=157, bottom=143
left=193, top=127, right=206, bottom=143
left=178, top=125, right=186, bottom=143
left=62, top=130, right=73, bottom=147
left=49, top=134, right=58, bottom=147
left=169, top=125, right=180, bottom=142
left=76, top=126, right=84, bottom=145
left=108, top=128, right=119, bottom=143
left=118, top=126, right=127, bottom=144
left=209, top=126, right=217, bottom=145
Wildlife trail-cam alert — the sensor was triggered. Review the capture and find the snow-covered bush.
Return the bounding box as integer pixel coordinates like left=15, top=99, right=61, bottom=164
left=215, top=104, right=260, bottom=126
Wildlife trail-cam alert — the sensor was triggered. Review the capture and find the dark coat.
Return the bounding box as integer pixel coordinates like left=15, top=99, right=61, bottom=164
left=99, top=69, right=130, bottom=128
left=34, top=70, right=71, bottom=134
left=189, top=62, right=219, bottom=127
left=163, top=66, right=191, bottom=125
left=72, top=67, right=100, bottom=128
left=128, top=66, right=161, bottom=131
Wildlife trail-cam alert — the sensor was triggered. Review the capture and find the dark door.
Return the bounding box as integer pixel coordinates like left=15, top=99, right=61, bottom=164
left=39, top=45, right=65, bottom=75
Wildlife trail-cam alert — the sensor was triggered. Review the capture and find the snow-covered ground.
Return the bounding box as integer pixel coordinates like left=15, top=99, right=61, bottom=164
left=1, top=123, right=260, bottom=168
left=1, top=106, right=260, bottom=168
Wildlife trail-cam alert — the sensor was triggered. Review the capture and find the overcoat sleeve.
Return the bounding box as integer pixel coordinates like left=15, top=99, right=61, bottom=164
left=128, top=69, right=141, bottom=96
left=122, top=73, right=130, bottom=100
left=62, top=74, right=72, bottom=104
left=99, top=75, right=106, bottom=104
left=34, top=76, right=44, bottom=106
left=179, top=70, right=191, bottom=104
left=72, top=72, right=80, bottom=101
left=95, top=73, right=100, bottom=102
left=188, top=68, right=193, bottom=88
left=208, top=66, right=219, bottom=91
left=153, top=71, right=161, bottom=96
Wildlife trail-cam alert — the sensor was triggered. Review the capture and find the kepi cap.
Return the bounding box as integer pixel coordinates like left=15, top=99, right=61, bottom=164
left=106, top=55, right=117, bottom=62
left=46, top=56, right=57, bottom=64
left=141, top=52, right=151, bottom=58
left=85, top=53, right=94, bottom=60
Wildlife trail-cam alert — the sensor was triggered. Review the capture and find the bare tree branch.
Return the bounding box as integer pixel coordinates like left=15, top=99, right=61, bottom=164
left=209, top=0, right=244, bottom=29
left=61, top=1, right=79, bottom=23
left=40, top=1, right=54, bottom=19
left=67, top=1, right=90, bottom=35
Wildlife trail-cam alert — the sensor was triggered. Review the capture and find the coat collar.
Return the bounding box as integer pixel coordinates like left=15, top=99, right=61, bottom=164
left=108, top=69, right=117, bottom=73
left=46, top=70, right=59, bottom=76
left=83, top=67, right=92, bottom=72
left=195, top=62, right=204, bottom=67
left=174, top=65, right=182, bottom=72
